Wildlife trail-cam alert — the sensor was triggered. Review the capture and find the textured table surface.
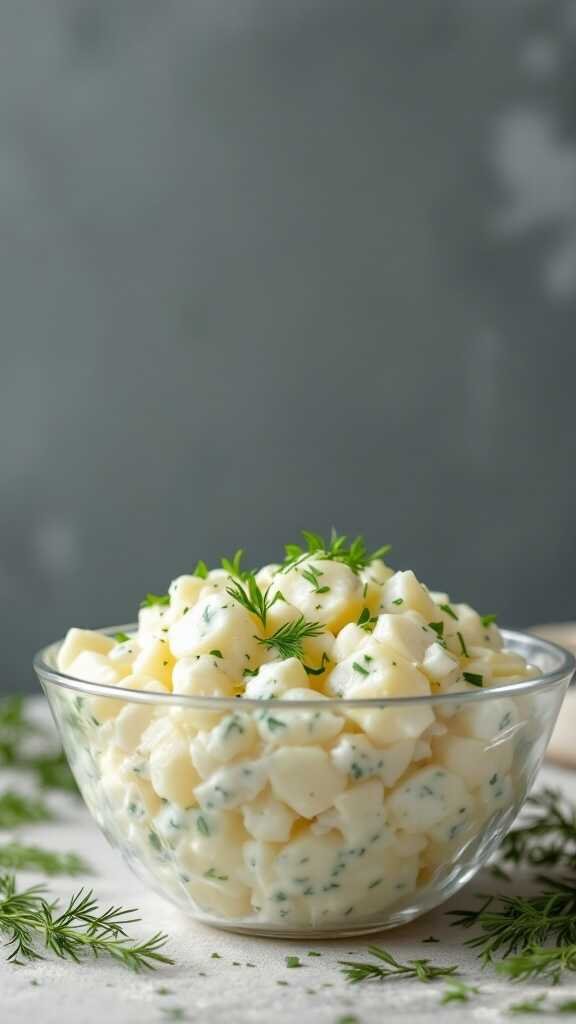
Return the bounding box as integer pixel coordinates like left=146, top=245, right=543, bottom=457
left=2, top=701, right=576, bottom=1024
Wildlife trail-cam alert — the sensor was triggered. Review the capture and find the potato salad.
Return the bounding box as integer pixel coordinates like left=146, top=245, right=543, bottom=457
left=55, top=532, right=538, bottom=932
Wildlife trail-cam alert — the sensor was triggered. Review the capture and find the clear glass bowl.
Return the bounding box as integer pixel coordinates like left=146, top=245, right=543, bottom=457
left=34, top=629, right=574, bottom=939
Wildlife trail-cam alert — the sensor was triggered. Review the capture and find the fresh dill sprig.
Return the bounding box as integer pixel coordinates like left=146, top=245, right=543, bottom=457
left=32, top=752, right=77, bottom=794
left=0, top=792, right=53, bottom=829
left=0, top=843, right=91, bottom=877
left=221, top=549, right=246, bottom=579
left=338, top=945, right=459, bottom=984
left=281, top=530, right=391, bottom=575
left=258, top=616, right=324, bottom=661
left=226, top=573, right=283, bottom=627
left=0, top=698, right=76, bottom=793
left=449, top=878, right=576, bottom=966
left=0, top=874, right=174, bottom=970
left=500, top=788, right=576, bottom=871
left=498, top=945, right=576, bottom=985
left=0, top=697, right=35, bottom=763
left=301, top=565, right=330, bottom=594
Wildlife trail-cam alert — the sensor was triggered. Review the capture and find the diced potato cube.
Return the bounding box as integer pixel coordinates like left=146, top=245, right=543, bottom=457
left=194, top=758, right=269, bottom=812
left=330, top=734, right=415, bottom=787
left=380, top=570, right=438, bottom=620
left=204, top=712, right=258, bottom=762
left=168, top=574, right=206, bottom=615
left=244, top=657, right=308, bottom=699
left=269, top=746, right=345, bottom=817
left=388, top=765, right=471, bottom=833
left=255, top=688, right=343, bottom=747
left=333, top=623, right=368, bottom=662
left=185, top=874, right=252, bottom=919
left=58, top=628, right=115, bottom=671
left=432, top=733, right=513, bottom=789
left=242, top=789, right=297, bottom=842
left=422, top=642, right=460, bottom=683
left=451, top=697, right=519, bottom=741
left=373, top=612, right=434, bottom=663
left=66, top=650, right=120, bottom=686
left=169, top=594, right=260, bottom=676
left=270, top=556, right=363, bottom=633
left=149, top=724, right=200, bottom=806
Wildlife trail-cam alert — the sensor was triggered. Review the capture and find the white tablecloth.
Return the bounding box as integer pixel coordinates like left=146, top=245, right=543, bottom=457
left=2, top=701, right=576, bottom=1024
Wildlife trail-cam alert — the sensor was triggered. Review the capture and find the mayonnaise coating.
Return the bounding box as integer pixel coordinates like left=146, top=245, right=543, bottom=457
left=56, top=543, right=538, bottom=930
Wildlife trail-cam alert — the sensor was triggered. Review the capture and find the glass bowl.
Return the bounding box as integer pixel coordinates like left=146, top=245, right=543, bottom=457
left=34, top=629, right=574, bottom=939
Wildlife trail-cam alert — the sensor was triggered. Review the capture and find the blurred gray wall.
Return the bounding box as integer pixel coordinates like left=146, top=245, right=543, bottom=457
left=2, top=1, right=575, bottom=693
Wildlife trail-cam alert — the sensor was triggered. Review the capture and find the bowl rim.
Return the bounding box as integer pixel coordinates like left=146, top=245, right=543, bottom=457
left=33, top=626, right=575, bottom=710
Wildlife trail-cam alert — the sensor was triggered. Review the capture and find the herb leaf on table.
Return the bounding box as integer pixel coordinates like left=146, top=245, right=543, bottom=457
left=0, top=874, right=174, bottom=970
left=0, top=842, right=91, bottom=876
left=0, top=792, right=53, bottom=829
left=449, top=878, right=576, bottom=965
left=500, top=788, right=576, bottom=872
left=0, top=696, right=76, bottom=794
left=339, top=945, right=459, bottom=984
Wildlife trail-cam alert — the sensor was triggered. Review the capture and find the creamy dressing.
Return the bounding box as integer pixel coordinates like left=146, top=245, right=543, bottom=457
left=57, top=549, right=537, bottom=928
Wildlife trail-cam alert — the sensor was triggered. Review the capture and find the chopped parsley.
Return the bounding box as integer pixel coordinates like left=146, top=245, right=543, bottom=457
left=481, top=613, right=497, bottom=628
left=113, top=632, right=130, bottom=644
left=463, top=672, right=483, bottom=687
left=457, top=632, right=469, bottom=658
left=439, top=603, right=458, bottom=620
left=286, top=956, right=302, bottom=968
left=140, top=593, right=170, bottom=608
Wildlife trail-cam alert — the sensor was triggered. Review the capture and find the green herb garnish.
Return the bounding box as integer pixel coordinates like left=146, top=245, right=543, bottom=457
left=508, top=994, right=547, bottom=1014
left=450, top=877, right=576, bottom=980
left=221, top=549, right=245, bottom=579
left=481, top=614, right=497, bottom=628
left=258, top=616, right=324, bottom=661
left=0, top=793, right=53, bottom=829
left=441, top=980, right=479, bottom=1004
left=301, top=565, right=330, bottom=594
left=282, top=530, right=391, bottom=575
left=0, top=874, right=174, bottom=969
left=440, top=603, right=458, bottom=621
left=140, top=593, right=170, bottom=608
left=500, top=788, right=576, bottom=871
left=0, top=843, right=91, bottom=876
left=304, top=652, right=330, bottom=676
left=457, top=631, right=469, bottom=658
left=339, top=946, right=459, bottom=984
left=428, top=621, right=444, bottom=641
left=286, top=955, right=302, bottom=968
left=193, top=559, right=209, bottom=579
left=352, top=661, right=369, bottom=677
left=114, top=632, right=130, bottom=644
left=463, top=672, right=483, bottom=687
left=226, top=573, right=282, bottom=628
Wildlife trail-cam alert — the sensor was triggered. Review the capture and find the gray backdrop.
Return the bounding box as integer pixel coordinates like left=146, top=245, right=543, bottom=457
left=2, top=1, right=575, bottom=693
